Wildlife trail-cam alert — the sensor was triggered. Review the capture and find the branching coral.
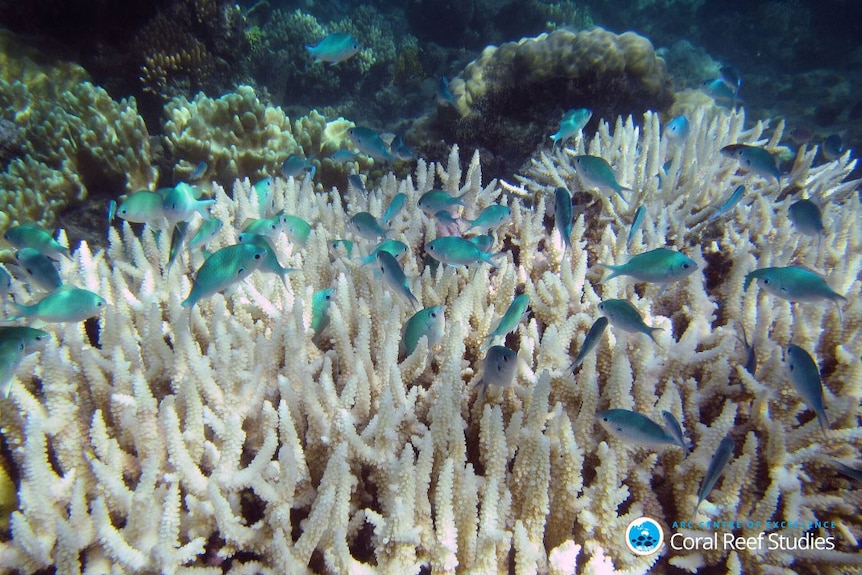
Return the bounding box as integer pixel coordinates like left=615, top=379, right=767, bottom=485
left=0, top=108, right=859, bottom=574
left=131, top=0, right=245, bottom=100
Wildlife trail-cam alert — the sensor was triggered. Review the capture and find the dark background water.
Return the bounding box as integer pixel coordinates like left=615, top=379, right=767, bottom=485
left=0, top=0, right=859, bottom=180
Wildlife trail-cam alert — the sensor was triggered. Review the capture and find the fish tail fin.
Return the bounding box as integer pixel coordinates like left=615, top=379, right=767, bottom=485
left=407, top=290, right=420, bottom=310
left=817, top=410, right=830, bottom=434
left=647, top=327, right=665, bottom=347
left=5, top=303, right=28, bottom=322
left=1, top=371, right=13, bottom=399
left=616, top=188, right=631, bottom=204
left=483, top=252, right=504, bottom=269
left=597, top=264, right=622, bottom=284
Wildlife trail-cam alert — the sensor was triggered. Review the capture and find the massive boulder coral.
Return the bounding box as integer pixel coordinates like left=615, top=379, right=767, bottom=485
left=0, top=80, right=157, bottom=234
left=426, top=27, right=674, bottom=168
left=0, top=108, right=859, bottom=574
left=162, top=85, right=370, bottom=189
left=0, top=30, right=156, bottom=234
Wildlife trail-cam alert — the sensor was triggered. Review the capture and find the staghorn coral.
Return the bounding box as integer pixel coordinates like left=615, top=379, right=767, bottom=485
left=162, top=85, right=371, bottom=189
left=0, top=108, right=859, bottom=574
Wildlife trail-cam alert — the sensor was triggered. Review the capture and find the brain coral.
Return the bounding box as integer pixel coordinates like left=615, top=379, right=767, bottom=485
left=431, top=27, right=674, bottom=165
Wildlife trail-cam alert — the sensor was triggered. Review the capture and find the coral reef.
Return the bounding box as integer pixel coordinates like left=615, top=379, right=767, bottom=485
left=0, top=107, right=860, bottom=574
left=248, top=6, right=401, bottom=111
left=162, top=85, right=371, bottom=189
left=0, top=78, right=157, bottom=235
left=418, top=27, right=674, bottom=176
left=108, top=0, right=249, bottom=119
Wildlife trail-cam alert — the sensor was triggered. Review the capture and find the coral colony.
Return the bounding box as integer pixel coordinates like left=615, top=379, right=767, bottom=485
left=0, top=22, right=861, bottom=575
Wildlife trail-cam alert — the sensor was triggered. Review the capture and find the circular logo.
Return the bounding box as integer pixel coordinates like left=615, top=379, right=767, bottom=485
left=624, top=517, right=664, bottom=556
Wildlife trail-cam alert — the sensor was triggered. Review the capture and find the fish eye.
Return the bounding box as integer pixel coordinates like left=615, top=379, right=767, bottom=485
left=602, top=416, right=608, bottom=422
left=430, top=312, right=437, bottom=318
left=682, top=263, right=690, bottom=269
left=762, top=279, right=770, bottom=284
left=254, top=254, right=262, bottom=260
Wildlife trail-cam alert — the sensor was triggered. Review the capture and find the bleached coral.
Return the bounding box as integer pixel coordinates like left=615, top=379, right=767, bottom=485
left=0, top=108, right=860, bottom=575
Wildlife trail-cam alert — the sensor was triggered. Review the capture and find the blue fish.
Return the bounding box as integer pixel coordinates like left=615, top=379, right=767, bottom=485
left=597, top=299, right=662, bottom=345
left=469, top=234, right=494, bottom=253
left=16, top=248, right=62, bottom=291
left=661, top=410, right=691, bottom=457
left=382, top=193, right=407, bottom=226
left=720, top=144, right=781, bottom=185
left=550, top=108, right=592, bottom=147
left=437, top=76, right=460, bottom=108
left=599, top=247, right=697, bottom=286
left=743, top=266, right=846, bottom=310
left=358, top=239, right=410, bottom=267
left=348, top=174, right=366, bottom=193
left=306, top=33, right=361, bottom=65
left=162, top=183, right=214, bottom=226
left=626, top=205, right=646, bottom=249
left=822, top=134, right=845, bottom=161
left=597, top=409, right=679, bottom=450
left=311, top=288, right=334, bottom=339
left=281, top=154, right=316, bottom=180
left=167, top=221, right=190, bottom=273
left=349, top=212, right=388, bottom=241
left=107, top=199, right=117, bottom=224
left=706, top=185, right=746, bottom=223
left=417, top=189, right=468, bottom=216
left=330, top=149, right=359, bottom=163
left=570, top=316, right=607, bottom=370
left=554, top=187, right=573, bottom=257
left=349, top=127, right=394, bottom=162
left=665, top=116, right=690, bottom=142
left=786, top=344, right=830, bottom=432
left=181, top=243, right=269, bottom=319
left=0, top=266, right=10, bottom=299
left=788, top=198, right=824, bottom=242
left=719, top=65, right=742, bottom=106
left=702, top=78, right=741, bottom=107
left=572, top=155, right=631, bottom=204
left=187, top=218, right=223, bottom=252
left=189, top=160, right=208, bottom=181
left=390, top=134, right=415, bottom=161
left=253, top=177, right=274, bottom=217
left=475, top=345, right=518, bottom=399
left=737, top=324, right=756, bottom=375
left=375, top=251, right=419, bottom=309
left=695, top=436, right=735, bottom=512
